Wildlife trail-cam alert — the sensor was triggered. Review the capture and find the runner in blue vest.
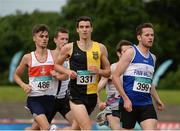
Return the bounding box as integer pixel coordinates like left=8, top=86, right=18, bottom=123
left=112, top=23, right=164, bottom=130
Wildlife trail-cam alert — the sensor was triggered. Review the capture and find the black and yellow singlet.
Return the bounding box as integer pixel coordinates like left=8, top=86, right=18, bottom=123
left=69, top=41, right=101, bottom=95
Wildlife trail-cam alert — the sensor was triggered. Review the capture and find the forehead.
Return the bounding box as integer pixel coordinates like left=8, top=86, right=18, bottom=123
left=121, top=45, right=131, bottom=50
left=142, top=27, right=154, bottom=34
left=57, top=32, right=68, bottom=37
left=34, top=31, right=48, bottom=36
left=78, top=21, right=91, bottom=26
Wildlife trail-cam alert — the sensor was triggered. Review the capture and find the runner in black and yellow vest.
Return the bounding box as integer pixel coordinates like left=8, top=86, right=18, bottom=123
left=55, top=16, right=110, bottom=130
left=70, top=41, right=101, bottom=95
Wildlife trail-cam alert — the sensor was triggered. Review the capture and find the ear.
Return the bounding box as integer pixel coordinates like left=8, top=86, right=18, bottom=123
left=76, top=27, right=79, bottom=33
left=91, top=27, right=93, bottom=32
left=53, top=37, right=57, bottom=43
left=33, top=36, right=35, bottom=42
left=137, top=35, right=141, bottom=41
left=116, top=52, right=121, bottom=58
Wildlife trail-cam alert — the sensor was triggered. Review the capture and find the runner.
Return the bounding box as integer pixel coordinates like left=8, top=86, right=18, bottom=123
left=54, top=16, right=111, bottom=130
left=14, top=24, right=56, bottom=130
left=50, top=27, right=79, bottom=130
left=112, top=23, right=164, bottom=130
left=97, top=40, right=132, bottom=130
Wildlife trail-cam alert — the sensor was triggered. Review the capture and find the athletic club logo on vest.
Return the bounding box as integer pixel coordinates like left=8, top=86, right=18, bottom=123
left=92, top=51, right=99, bottom=60
left=40, top=66, right=46, bottom=75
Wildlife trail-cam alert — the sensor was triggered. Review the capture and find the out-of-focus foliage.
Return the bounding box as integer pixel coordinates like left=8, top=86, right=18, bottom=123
left=0, top=0, right=180, bottom=88
left=158, top=65, right=180, bottom=90
left=145, top=0, right=180, bottom=66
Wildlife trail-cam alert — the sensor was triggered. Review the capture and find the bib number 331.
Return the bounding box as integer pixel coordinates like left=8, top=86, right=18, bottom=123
left=77, top=70, right=96, bottom=85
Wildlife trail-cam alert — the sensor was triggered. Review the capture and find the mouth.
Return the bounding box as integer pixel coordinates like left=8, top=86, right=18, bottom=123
left=83, top=32, right=88, bottom=35
left=43, top=42, right=47, bottom=44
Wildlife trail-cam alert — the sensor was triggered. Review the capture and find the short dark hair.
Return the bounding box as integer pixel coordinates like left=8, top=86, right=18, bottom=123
left=54, top=27, right=69, bottom=38
left=76, top=16, right=92, bottom=28
left=116, top=40, right=132, bottom=53
left=32, top=24, right=49, bottom=36
left=136, top=23, right=154, bottom=36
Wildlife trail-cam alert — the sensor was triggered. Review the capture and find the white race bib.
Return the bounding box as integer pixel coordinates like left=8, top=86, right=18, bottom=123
left=133, top=77, right=151, bottom=93
left=33, top=76, right=52, bottom=91
left=76, top=70, right=96, bottom=85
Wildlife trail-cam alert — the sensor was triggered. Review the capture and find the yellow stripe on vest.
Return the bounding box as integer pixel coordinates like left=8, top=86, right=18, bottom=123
left=86, top=41, right=101, bottom=94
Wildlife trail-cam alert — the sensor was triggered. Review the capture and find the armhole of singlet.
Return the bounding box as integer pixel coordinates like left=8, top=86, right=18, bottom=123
left=151, top=53, right=156, bottom=66
left=68, top=42, right=74, bottom=59
left=29, top=52, right=33, bottom=67
left=130, top=45, right=136, bottom=63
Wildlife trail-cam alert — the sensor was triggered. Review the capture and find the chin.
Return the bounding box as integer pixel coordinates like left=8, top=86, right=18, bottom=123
left=41, top=46, right=47, bottom=49
left=147, top=43, right=153, bottom=48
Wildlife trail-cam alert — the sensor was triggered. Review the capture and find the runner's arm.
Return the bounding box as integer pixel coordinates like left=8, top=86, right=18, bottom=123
left=97, top=77, right=108, bottom=110
left=13, top=54, right=31, bottom=94
left=112, top=48, right=134, bottom=112
left=99, top=44, right=111, bottom=78
left=55, top=43, right=77, bottom=79
left=151, top=84, right=165, bottom=111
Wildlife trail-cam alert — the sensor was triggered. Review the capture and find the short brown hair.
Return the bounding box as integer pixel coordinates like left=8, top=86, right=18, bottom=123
left=136, top=23, right=154, bottom=36
left=116, top=40, right=132, bottom=53
left=76, top=16, right=92, bottom=28
left=54, top=27, right=69, bottom=38
left=32, top=24, right=49, bottom=36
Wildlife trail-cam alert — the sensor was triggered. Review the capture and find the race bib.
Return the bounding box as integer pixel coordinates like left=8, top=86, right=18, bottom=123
left=133, top=77, right=151, bottom=93
left=33, top=76, right=52, bottom=91
left=76, top=70, right=96, bottom=85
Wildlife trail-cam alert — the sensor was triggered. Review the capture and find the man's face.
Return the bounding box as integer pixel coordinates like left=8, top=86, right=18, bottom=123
left=138, top=27, right=154, bottom=48
left=54, top=32, right=69, bottom=49
left=121, top=45, right=131, bottom=55
left=77, top=21, right=93, bottom=39
left=33, top=31, right=49, bottom=49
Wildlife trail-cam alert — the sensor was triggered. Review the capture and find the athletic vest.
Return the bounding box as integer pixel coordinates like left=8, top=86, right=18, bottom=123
left=28, top=49, right=57, bottom=96
left=69, top=41, right=101, bottom=94
left=106, top=63, right=121, bottom=109
left=56, top=60, right=70, bottom=99
left=106, top=63, right=120, bottom=98
left=122, top=45, right=155, bottom=106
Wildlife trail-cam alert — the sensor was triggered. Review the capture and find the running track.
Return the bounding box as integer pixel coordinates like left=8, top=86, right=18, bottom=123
left=0, top=119, right=180, bottom=130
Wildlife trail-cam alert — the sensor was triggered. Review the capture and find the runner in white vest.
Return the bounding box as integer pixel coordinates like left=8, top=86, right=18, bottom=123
left=97, top=40, right=132, bottom=130
left=14, top=24, right=57, bottom=130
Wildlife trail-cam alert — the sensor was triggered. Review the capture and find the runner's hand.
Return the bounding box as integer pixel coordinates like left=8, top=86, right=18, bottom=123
left=50, top=70, right=58, bottom=78
left=98, top=102, right=106, bottom=111
left=22, top=84, right=32, bottom=94
left=124, top=98, right=132, bottom=112
left=88, top=65, right=99, bottom=74
left=155, top=99, right=165, bottom=111
left=68, top=70, right=77, bottom=79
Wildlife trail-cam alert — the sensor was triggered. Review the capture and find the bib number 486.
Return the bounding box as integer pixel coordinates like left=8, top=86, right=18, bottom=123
left=37, top=81, right=50, bottom=90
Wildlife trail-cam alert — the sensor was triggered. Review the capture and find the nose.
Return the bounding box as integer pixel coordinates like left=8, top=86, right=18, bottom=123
left=83, top=27, right=88, bottom=31
left=42, top=36, right=48, bottom=40
left=150, top=36, right=154, bottom=40
left=64, top=39, right=68, bottom=43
